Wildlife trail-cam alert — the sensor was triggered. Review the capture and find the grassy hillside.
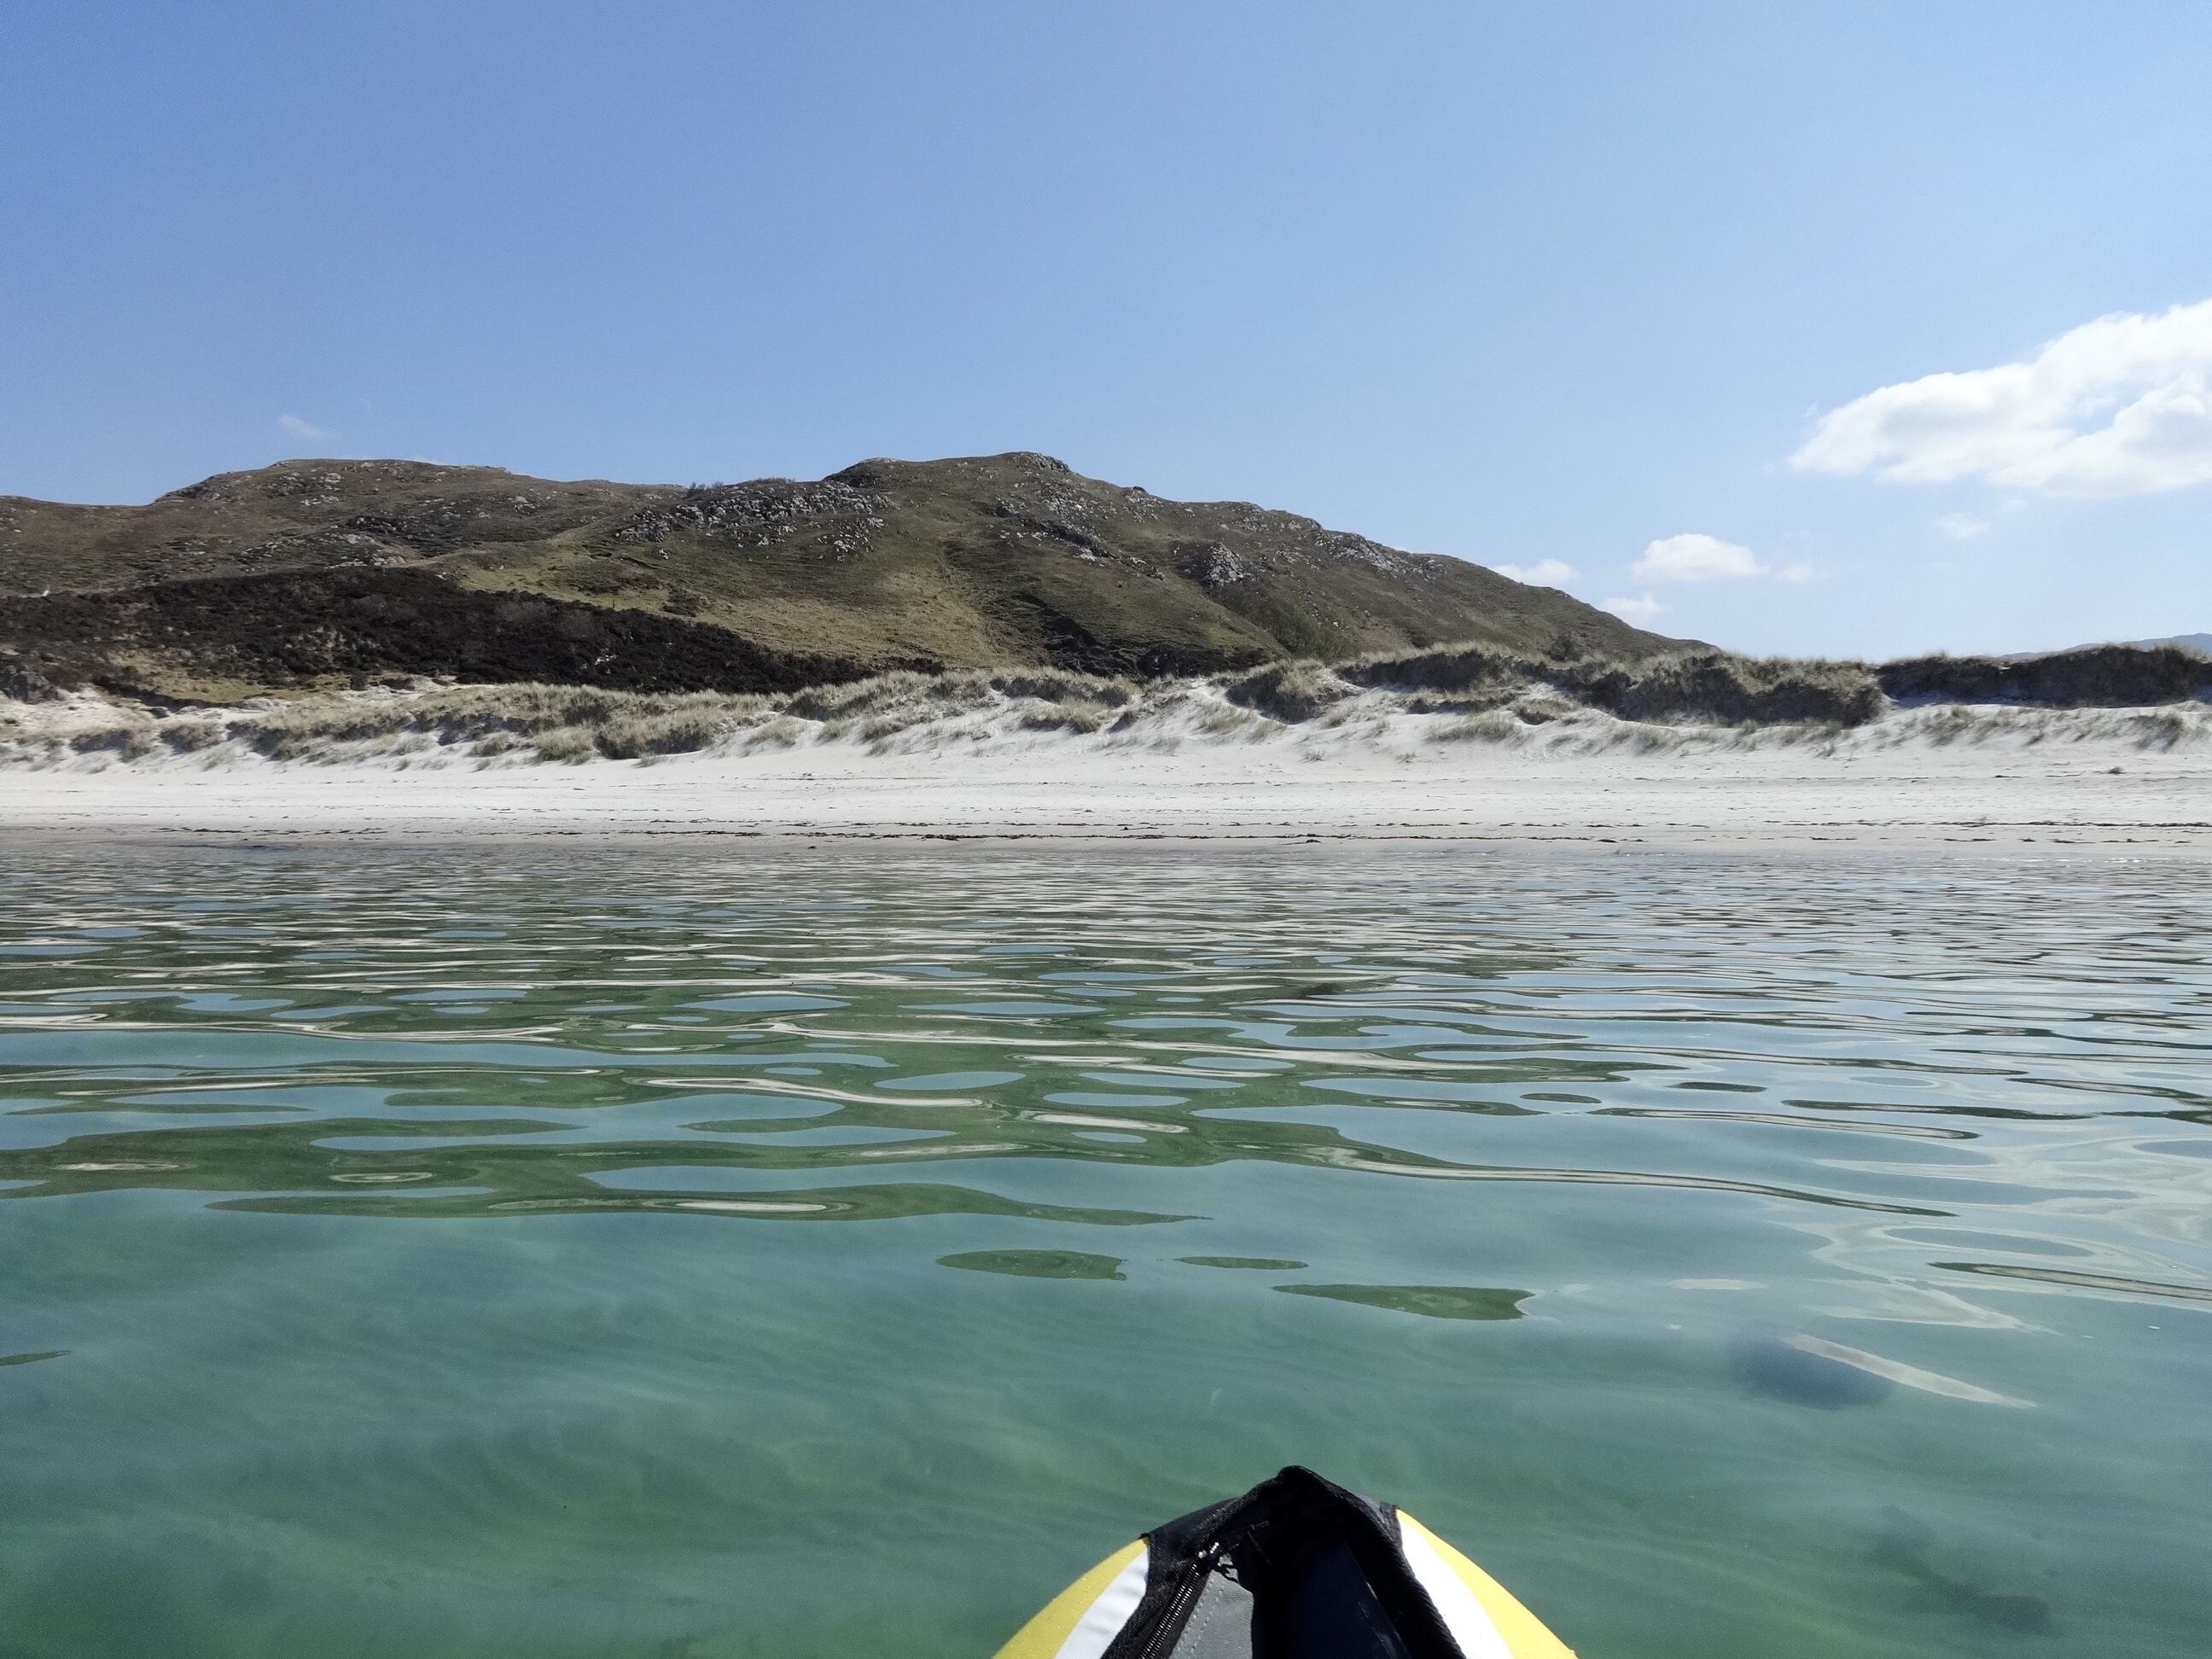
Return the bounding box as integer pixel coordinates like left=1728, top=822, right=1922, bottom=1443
left=0, top=452, right=1680, bottom=700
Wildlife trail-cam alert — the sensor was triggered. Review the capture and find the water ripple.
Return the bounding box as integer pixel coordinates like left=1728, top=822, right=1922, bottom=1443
left=3, top=845, right=2210, bottom=1657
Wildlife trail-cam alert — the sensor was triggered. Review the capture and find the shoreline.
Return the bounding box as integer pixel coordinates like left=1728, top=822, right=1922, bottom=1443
left=4, top=738, right=2205, bottom=855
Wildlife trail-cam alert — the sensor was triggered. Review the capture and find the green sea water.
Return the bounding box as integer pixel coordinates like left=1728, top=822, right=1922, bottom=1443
left=2, top=844, right=2207, bottom=1657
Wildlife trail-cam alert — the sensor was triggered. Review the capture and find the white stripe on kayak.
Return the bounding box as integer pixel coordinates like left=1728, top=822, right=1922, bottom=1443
left=1398, top=1521, right=1513, bottom=1659
left=1055, top=1545, right=1150, bottom=1659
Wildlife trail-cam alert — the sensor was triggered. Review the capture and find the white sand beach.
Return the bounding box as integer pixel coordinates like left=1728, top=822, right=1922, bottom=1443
left=3, top=683, right=2205, bottom=853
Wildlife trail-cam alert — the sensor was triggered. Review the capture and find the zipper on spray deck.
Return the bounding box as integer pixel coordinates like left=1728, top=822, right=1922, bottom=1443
left=1128, top=1541, right=1226, bottom=1659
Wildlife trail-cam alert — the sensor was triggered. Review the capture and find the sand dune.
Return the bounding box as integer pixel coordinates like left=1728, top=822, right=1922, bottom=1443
left=3, top=678, right=2205, bottom=853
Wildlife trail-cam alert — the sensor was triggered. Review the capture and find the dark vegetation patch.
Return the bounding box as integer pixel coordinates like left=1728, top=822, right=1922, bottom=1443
left=1727, top=1329, right=1891, bottom=1408
left=1180, top=1256, right=1309, bottom=1270
left=937, top=1249, right=1127, bottom=1280
left=0, top=568, right=924, bottom=697
left=1220, top=659, right=1360, bottom=721
left=1274, top=1284, right=1531, bottom=1320
left=1340, top=643, right=1889, bottom=725
left=1879, top=643, right=2212, bottom=707
left=1873, top=1507, right=2052, bottom=1634
left=0, top=657, right=59, bottom=702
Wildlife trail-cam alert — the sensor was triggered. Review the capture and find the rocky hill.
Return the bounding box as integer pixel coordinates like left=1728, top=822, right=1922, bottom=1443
left=0, top=452, right=1679, bottom=701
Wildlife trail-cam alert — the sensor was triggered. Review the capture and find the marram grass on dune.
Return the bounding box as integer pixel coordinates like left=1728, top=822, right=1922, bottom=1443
left=5, top=642, right=2209, bottom=772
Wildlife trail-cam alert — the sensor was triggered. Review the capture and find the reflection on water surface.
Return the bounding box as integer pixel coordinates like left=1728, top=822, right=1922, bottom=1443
left=2, top=845, right=2209, bottom=1657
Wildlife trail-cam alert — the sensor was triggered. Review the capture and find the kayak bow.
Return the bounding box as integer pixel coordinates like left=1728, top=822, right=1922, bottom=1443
left=993, top=1465, right=1575, bottom=1658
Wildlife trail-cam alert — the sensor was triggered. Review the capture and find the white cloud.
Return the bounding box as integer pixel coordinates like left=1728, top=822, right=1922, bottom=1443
left=1933, top=512, right=1990, bottom=539
left=1602, top=593, right=1666, bottom=624
left=276, top=413, right=334, bottom=441
left=1632, top=533, right=1762, bottom=582
left=1490, top=558, right=1579, bottom=585
left=1791, top=297, right=2212, bottom=497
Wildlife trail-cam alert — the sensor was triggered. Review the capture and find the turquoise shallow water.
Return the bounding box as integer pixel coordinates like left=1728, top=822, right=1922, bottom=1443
left=2, top=844, right=2208, bottom=1656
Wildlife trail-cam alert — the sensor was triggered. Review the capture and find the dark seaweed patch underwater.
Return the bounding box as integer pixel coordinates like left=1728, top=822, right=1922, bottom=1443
left=1728, top=1329, right=1894, bottom=1408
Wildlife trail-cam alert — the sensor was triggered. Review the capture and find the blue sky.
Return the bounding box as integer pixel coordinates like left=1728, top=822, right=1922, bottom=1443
left=4, top=1, right=2208, bottom=657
